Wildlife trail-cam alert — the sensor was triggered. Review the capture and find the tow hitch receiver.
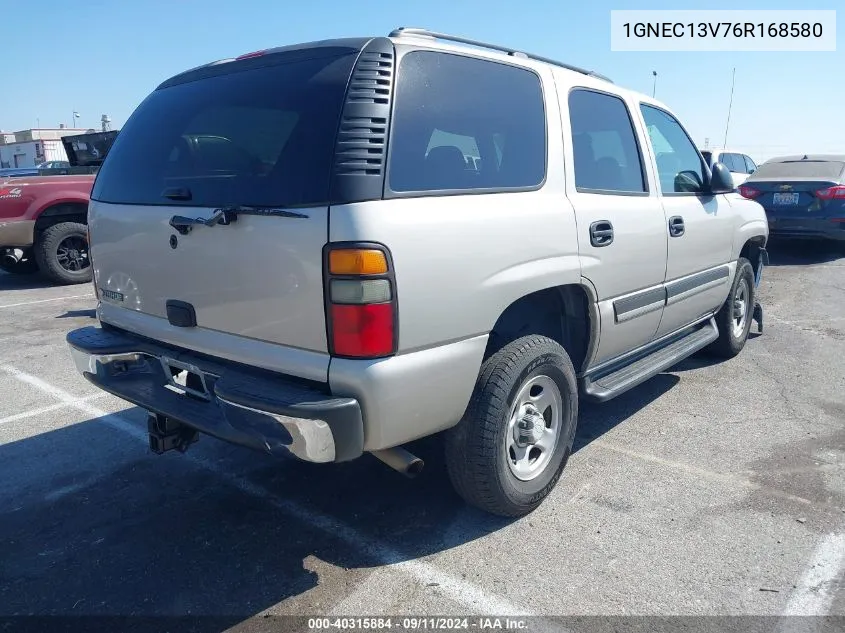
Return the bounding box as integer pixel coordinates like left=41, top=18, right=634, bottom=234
left=147, top=412, right=199, bottom=454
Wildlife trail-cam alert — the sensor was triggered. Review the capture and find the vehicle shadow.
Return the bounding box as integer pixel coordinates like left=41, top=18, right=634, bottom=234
left=765, top=238, right=845, bottom=266
left=1, top=372, right=679, bottom=625
left=56, top=308, right=97, bottom=319
left=573, top=373, right=679, bottom=452
left=0, top=270, right=56, bottom=291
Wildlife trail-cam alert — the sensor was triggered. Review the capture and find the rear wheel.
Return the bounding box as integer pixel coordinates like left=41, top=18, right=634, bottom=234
left=708, top=257, right=755, bottom=358
left=0, top=248, right=39, bottom=275
left=34, top=222, right=92, bottom=285
left=445, top=335, right=578, bottom=517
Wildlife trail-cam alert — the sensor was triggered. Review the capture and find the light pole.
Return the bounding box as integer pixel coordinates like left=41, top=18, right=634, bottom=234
left=652, top=71, right=657, bottom=97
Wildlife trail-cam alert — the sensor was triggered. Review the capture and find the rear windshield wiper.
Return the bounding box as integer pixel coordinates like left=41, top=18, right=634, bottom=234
left=169, top=205, right=309, bottom=235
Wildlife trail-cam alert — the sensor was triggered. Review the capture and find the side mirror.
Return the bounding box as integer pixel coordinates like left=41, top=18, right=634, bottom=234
left=708, top=162, right=735, bottom=194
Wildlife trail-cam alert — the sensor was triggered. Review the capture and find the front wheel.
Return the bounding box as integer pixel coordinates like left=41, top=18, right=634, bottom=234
left=708, top=257, right=755, bottom=358
left=445, top=335, right=579, bottom=517
left=33, top=222, right=92, bottom=285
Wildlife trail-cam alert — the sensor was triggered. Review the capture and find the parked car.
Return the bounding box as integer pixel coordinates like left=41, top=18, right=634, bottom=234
left=738, top=154, right=845, bottom=243
left=0, top=131, right=117, bottom=283
left=65, top=28, right=768, bottom=517
left=700, top=148, right=758, bottom=188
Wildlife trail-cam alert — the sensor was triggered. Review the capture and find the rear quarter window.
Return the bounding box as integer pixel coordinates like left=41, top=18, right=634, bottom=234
left=386, top=50, right=546, bottom=194
left=92, top=52, right=357, bottom=208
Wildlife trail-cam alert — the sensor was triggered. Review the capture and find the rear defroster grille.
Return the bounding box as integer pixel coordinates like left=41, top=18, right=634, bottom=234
left=330, top=41, right=396, bottom=202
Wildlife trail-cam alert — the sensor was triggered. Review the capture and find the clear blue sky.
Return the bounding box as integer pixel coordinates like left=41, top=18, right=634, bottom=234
left=1, top=0, right=841, bottom=162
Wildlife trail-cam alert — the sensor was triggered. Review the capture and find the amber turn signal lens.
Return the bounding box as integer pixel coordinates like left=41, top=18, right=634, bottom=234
left=329, top=249, right=388, bottom=275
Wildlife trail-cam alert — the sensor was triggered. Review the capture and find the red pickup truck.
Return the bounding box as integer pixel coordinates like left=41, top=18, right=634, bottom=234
left=0, top=131, right=116, bottom=284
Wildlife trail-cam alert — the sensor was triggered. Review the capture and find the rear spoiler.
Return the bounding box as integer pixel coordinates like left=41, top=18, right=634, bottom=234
left=61, top=130, right=120, bottom=168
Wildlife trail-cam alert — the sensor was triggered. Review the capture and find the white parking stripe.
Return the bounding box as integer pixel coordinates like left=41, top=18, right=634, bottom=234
left=0, top=294, right=91, bottom=309
left=0, top=392, right=108, bottom=427
left=2, top=365, right=547, bottom=620
left=782, top=532, right=845, bottom=616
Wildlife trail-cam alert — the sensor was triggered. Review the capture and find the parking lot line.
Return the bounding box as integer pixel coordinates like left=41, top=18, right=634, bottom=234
left=2, top=364, right=541, bottom=619
left=782, top=532, right=845, bottom=616
left=0, top=392, right=108, bottom=427
left=0, top=294, right=91, bottom=309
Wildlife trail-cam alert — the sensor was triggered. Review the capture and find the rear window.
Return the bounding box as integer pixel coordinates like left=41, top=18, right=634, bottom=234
left=751, top=160, right=845, bottom=180
left=92, top=52, right=357, bottom=208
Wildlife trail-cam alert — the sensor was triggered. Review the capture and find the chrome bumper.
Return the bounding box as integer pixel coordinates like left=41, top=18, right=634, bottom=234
left=67, top=327, right=364, bottom=463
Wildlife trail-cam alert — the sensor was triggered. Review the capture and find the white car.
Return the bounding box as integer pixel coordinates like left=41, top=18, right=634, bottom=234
left=700, top=148, right=758, bottom=188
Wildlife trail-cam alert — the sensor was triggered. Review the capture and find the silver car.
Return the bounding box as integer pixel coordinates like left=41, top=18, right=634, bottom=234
left=66, top=28, right=769, bottom=517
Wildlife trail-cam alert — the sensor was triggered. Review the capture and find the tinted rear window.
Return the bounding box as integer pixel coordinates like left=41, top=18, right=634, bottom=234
left=92, top=52, right=357, bottom=207
left=751, top=160, right=845, bottom=180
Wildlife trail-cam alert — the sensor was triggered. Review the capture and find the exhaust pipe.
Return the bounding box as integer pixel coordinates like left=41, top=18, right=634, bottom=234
left=2, top=249, right=23, bottom=266
left=370, top=446, right=424, bottom=478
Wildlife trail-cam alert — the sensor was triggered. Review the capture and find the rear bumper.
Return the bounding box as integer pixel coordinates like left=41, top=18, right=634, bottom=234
left=66, top=325, right=364, bottom=463
left=0, top=220, right=35, bottom=248
left=767, top=218, right=845, bottom=241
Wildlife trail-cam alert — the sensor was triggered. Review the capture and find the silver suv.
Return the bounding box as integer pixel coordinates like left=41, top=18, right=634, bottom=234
left=67, top=28, right=769, bottom=517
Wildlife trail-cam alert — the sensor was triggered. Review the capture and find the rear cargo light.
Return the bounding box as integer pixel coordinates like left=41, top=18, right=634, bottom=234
left=815, top=185, right=845, bottom=200
left=738, top=185, right=762, bottom=200
left=325, top=245, right=396, bottom=359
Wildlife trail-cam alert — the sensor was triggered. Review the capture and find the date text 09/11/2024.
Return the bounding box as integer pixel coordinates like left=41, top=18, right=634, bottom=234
left=622, top=22, right=824, bottom=38
left=308, top=617, right=530, bottom=630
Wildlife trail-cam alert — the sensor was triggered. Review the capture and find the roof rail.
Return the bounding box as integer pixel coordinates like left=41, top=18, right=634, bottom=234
left=388, top=27, right=613, bottom=84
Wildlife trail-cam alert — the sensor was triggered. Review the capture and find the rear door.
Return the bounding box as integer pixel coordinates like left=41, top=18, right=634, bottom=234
left=89, top=49, right=359, bottom=380
left=563, top=87, right=668, bottom=366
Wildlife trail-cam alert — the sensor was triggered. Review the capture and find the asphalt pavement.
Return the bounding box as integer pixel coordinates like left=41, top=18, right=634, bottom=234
left=0, top=239, right=843, bottom=631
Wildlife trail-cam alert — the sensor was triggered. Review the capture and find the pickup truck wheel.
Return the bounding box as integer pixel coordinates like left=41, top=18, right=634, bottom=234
left=34, top=222, right=92, bottom=285
left=708, top=257, right=755, bottom=358
left=445, top=335, right=578, bottom=517
left=0, top=249, right=39, bottom=275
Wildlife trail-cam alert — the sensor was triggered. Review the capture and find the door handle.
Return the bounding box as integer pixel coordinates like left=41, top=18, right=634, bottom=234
left=668, top=216, right=685, bottom=237
left=589, top=220, right=614, bottom=247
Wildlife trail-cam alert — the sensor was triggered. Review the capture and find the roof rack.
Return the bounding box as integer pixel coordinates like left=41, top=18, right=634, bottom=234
left=388, top=27, right=613, bottom=84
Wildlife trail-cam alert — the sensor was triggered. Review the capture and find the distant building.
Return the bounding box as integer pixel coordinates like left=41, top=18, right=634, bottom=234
left=0, top=127, right=92, bottom=168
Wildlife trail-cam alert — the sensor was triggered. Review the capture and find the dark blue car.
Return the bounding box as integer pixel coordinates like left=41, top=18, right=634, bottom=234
left=739, top=154, right=845, bottom=243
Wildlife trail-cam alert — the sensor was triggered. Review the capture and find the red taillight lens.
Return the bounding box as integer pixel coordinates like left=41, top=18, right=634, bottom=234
left=815, top=185, right=845, bottom=200
left=330, top=304, right=394, bottom=357
left=738, top=185, right=762, bottom=199
left=325, top=245, right=396, bottom=359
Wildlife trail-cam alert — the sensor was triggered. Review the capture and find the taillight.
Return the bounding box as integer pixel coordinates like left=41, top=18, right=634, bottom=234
left=738, top=185, right=762, bottom=199
left=325, top=245, right=396, bottom=359
left=815, top=185, right=845, bottom=200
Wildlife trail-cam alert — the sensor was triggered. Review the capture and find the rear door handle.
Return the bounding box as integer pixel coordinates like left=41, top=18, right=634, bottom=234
left=668, top=216, right=685, bottom=237
left=589, top=220, right=614, bottom=247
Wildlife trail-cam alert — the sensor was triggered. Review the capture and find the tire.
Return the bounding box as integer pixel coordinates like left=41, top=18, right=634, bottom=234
left=707, top=257, right=755, bottom=358
left=0, top=249, right=39, bottom=275
left=444, top=335, right=579, bottom=517
left=33, top=222, right=92, bottom=285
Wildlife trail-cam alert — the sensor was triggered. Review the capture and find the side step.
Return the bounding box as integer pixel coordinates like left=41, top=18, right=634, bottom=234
left=582, top=318, right=719, bottom=403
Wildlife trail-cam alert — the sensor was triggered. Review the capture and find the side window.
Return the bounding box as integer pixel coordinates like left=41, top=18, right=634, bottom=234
left=640, top=104, right=706, bottom=194
left=718, top=153, right=736, bottom=172
left=743, top=154, right=757, bottom=173
left=568, top=89, right=646, bottom=193
left=729, top=153, right=747, bottom=174
left=388, top=51, right=546, bottom=193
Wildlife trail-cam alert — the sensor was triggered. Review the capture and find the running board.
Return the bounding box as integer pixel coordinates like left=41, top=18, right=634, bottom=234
left=582, top=318, right=719, bottom=403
